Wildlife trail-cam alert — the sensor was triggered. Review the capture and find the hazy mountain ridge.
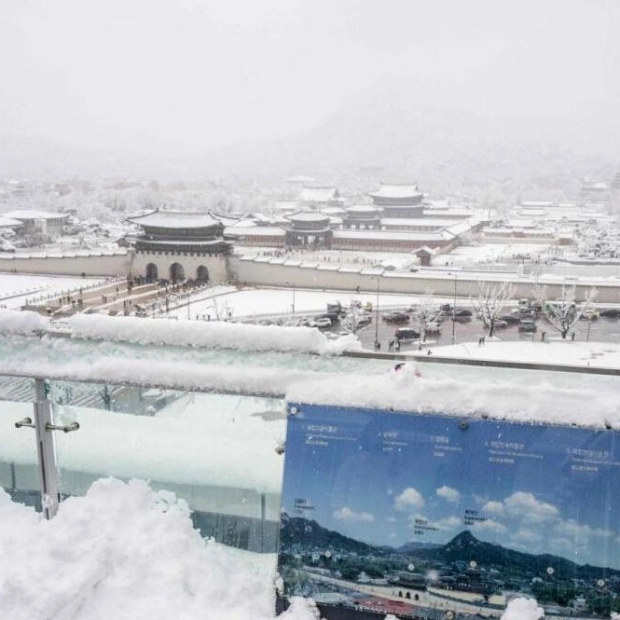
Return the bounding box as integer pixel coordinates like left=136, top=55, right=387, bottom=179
left=1, top=94, right=616, bottom=193
left=282, top=517, right=620, bottom=579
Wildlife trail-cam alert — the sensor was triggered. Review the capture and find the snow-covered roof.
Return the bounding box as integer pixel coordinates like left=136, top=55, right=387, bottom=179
left=381, top=218, right=460, bottom=228
left=335, top=230, right=446, bottom=242
left=368, top=183, right=422, bottom=199
left=127, top=209, right=221, bottom=229
left=225, top=226, right=286, bottom=237
left=3, top=210, right=68, bottom=221
left=345, top=204, right=381, bottom=214
left=285, top=211, right=330, bottom=223
left=320, top=207, right=347, bottom=216
left=208, top=210, right=240, bottom=226
left=0, top=217, right=22, bottom=228
left=299, top=186, right=338, bottom=203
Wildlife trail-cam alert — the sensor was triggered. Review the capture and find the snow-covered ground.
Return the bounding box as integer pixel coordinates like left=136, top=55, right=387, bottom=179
left=0, top=273, right=106, bottom=308
left=167, top=286, right=413, bottom=321
left=441, top=243, right=554, bottom=266
left=412, top=339, right=620, bottom=369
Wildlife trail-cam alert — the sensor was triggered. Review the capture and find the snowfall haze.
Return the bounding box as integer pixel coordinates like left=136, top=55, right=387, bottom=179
left=1, top=0, right=619, bottom=179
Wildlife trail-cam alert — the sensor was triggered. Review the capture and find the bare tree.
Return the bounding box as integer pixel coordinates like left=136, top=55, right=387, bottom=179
left=414, top=291, right=439, bottom=344
left=542, top=284, right=597, bottom=339
left=471, top=281, right=513, bottom=337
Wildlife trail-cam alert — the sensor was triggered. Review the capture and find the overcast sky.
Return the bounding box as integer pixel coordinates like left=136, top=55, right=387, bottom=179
left=1, top=0, right=619, bottom=155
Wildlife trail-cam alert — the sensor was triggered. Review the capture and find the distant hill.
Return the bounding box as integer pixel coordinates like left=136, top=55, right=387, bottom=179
left=2, top=86, right=616, bottom=191
left=281, top=517, right=620, bottom=579
left=422, top=530, right=620, bottom=580
left=280, top=517, right=374, bottom=555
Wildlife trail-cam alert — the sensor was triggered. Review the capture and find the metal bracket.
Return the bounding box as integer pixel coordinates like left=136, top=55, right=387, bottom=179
left=15, top=417, right=35, bottom=429
left=45, top=422, right=80, bottom=433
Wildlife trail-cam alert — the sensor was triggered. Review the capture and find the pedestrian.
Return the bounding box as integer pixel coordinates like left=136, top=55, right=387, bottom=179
left=571, top=332, right=575, bottom=341
left=541, top=331, right=546, bottom=342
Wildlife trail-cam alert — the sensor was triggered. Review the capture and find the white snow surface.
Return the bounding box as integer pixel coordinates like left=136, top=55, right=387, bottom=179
left=413, top=340, right=620, bottom=370
left=0, top=273, right=106, bottom=308
left=0, top=478, right=320, bottom=620
left=288, top=361, right=620, bottom=428
left=0, top=309, right=49, bottom=334
left=68, top=314, right=361, bottom=354
left=500, top=598, right=544, bottom=620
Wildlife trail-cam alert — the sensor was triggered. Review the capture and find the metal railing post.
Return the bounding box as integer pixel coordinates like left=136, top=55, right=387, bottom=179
left=33, top=378, right=60, bottom=519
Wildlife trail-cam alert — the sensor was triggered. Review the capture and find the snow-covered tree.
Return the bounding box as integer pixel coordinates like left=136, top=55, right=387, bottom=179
left=541, top=284, right=597, bottom=339
left=471, top=281, right=513, bottom=337
left=414, top=291, right=439, bottom=344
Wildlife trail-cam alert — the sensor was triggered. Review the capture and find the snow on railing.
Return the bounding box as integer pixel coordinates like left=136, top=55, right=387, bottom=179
left=0, top=310, right=49, bottom=334
left=68, top=314, right=361, bottom=355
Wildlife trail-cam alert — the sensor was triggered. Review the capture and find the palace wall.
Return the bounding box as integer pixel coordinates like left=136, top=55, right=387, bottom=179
left=0, top=251, right=131, bottom=276
left=230, top=255, right=617, bottom=302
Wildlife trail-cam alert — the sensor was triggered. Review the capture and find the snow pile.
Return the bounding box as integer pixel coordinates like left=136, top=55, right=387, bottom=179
left=287, top=362, right=620, bottom=428
left=0, top=478, right=318, bottom=620
left=68, top=314, right=360, bottom=355
left=500, top=598, right=544, bottom=620
left=0, top=309, right=48, bottom=335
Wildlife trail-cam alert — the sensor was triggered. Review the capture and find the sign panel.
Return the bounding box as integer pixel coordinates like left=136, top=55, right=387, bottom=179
left=277, top=404, right=620, bottom=620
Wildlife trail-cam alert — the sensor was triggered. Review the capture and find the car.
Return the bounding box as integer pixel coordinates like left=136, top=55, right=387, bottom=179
left=518, top=319, right=537, bottom=332
left=382, top=311, right=410, bottom=323
left=600, top=308, right=620, bottom=318
left=395, top=327, right=420, bottom=342
left=315, top=317, right=332, bottom=328
left=499, top=314, right=521, bottom=325
left=579, top=309, right=600, bottom=321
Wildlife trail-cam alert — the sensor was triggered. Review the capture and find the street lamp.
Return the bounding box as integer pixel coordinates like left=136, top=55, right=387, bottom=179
left=374, top=276, right=381, bottom=349
left=451, top=274, right=457, bottom=344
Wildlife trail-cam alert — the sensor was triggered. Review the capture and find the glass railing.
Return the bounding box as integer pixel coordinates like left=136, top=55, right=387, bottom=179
left=0, top=376, right=40, bottom=509
left=0, top=374, right=286, bottom=553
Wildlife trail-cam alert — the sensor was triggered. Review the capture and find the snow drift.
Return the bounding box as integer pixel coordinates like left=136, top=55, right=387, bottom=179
left=0, top=478, right=318, bottom=620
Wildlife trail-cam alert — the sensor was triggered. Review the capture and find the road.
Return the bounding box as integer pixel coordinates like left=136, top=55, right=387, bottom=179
left=336, top=311, right=620, bottom=352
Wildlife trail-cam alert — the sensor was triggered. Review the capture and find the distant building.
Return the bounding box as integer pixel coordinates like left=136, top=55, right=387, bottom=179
left=299, top=186, right=343, bottom=208
left=343, top=204, right=382, bottom=230
left=284, top=211, right=333, bottom=249
left=126, top=209, right=232, bottom=283
left=3, top=210, right=69, bottom=239
left=368, top=182, right=424, bottom=218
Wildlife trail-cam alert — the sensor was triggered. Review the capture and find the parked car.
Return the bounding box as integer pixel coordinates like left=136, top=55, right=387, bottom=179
left=601, top=308, right=620, bottom=318
left=499, top=314, right=521, bottom=325
left=579, top=309, right=600, bottom=321
left=395, top=327, right=420, bottom=342
left=315, top=317, right=332, bottom=328
left=518, top=319, right=537, bottom=332
left=383, top=311, right=410, bottom=323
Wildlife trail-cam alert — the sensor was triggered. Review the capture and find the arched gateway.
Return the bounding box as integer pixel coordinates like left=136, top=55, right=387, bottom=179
left=146, top=263, right=158, bottom=282
left=196, top=265, right=209, bottom=283
left=170, top=262, right=185, bottom=282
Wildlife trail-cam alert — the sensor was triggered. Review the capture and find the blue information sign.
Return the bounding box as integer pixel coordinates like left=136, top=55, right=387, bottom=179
left=277, top=403, right=620, bottom=620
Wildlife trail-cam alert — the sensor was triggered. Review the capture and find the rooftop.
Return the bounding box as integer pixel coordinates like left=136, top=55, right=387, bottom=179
left=368, top=182, right=422, bottom=199
left=285, top=211, right=331, bottom=223
left=3, top=210, right=69, bottom=221
left=127, top=209, right=221, bottom=230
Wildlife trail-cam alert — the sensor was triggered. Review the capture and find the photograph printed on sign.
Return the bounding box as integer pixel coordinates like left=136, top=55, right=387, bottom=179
left=277, top=404, right=620, bottom=620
